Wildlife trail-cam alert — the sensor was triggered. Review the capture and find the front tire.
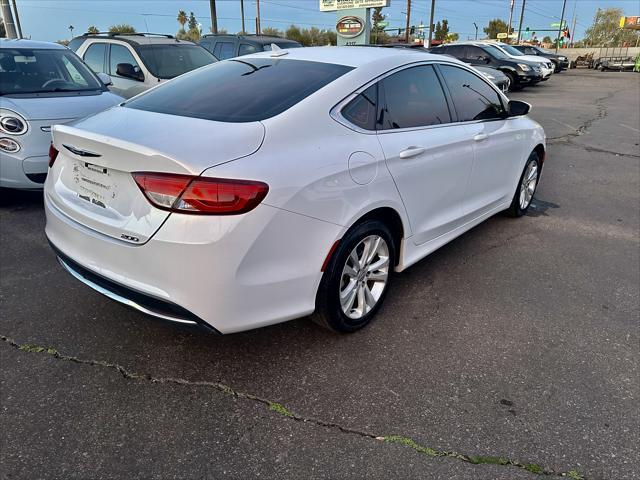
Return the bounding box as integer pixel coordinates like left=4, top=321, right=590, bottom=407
left=313, top=219, right=395, bottom=333
left=506, top=152, right=540, bottom=217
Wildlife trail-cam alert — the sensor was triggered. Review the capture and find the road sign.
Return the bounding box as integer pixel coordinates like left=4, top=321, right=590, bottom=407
left=550, top=21, right=566, bottom=28
left=497, top=32, right=508, bottom=39
left=377, top=21, right=389, bottom=28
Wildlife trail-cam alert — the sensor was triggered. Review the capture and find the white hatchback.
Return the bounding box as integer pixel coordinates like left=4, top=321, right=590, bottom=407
left=44, top=47, right=545, bottom=334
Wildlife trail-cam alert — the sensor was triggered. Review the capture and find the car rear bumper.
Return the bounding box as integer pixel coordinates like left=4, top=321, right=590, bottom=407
left=45, top=192, right=341, bottom=334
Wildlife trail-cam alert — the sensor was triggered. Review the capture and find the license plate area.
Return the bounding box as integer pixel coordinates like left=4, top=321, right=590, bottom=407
left=72, top=161, right=117, bottom=209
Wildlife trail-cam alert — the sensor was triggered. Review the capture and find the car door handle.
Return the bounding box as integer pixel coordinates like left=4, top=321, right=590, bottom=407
left=399, top=146, right=426, bottom=159
left=473, top=133, right=489, bottom=142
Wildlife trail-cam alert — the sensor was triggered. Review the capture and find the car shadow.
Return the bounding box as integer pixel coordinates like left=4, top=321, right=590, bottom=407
left=0, top=188, right=44, bottom=210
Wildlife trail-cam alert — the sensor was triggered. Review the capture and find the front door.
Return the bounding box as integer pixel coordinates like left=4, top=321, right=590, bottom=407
left=375, top=65, right=474, bottom=245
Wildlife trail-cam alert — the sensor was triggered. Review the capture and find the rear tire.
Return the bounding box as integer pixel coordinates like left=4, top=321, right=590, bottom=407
left=312, top=219, right=395, bottom=333
left=506, top=152, right=540, bottom=218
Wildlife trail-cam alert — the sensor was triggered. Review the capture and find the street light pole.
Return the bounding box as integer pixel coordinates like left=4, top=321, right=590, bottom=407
left=404, top=0, right=411, bottom=44
left=516, top=0, right=526, bottom=44
left=240, top=0, right=245, bottom=34
left=473, top=21, right=478, bottom=40
left=555, top=0, right=567, bottom=53
left=256, top=0, right=261, bottom=34
left=507, top=0, right=515, bottom=41
left=10, top=0, right=22, bottom=38
left=427, top=0, right=436, bottom=48
left=209, top=0, right=218, bottom=34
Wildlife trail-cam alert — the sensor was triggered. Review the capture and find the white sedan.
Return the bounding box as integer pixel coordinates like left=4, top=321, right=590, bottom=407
left=44, top=47, right=545, bottom=334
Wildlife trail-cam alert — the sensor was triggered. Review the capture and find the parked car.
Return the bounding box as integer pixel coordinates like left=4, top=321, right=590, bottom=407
left=432, top=43, right=543, bottom=90
left=69, top=32, right=217, bottom=98
left=199, top=34, right=302, bottom=60
left=512, top=45, right=569, bottom=72
left=484, top=42, right=554, bottom=80
left=472, top=65, right=511, bottom=92
left=0, top=39, right=122, bottom=190
left=45, top=47, right=545, bottom=334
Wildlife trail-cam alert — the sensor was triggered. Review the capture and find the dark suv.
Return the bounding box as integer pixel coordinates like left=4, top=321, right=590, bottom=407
left=512, top=45, right=569, bottom=72
left=199, top=34, right=302, bottom=60
left=432, top=43, right=542, bottom=90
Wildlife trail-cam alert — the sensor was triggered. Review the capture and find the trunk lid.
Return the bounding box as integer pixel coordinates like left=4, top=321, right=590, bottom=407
left=47, top=107, right=265, bottom=244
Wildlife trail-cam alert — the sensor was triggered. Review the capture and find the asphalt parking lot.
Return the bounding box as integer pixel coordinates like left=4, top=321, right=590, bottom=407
left=1, top=69, right=639, bottom=480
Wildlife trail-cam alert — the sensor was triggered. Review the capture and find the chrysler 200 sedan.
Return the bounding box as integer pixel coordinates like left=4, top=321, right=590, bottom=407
left=44, top=47, right=545, bottom=334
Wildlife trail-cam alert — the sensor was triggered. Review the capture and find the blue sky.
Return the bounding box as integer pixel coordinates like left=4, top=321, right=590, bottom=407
left=12, top=0, right=640, bottom=42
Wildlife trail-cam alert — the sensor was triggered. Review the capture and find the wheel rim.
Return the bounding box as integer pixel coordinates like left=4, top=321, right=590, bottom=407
left=519, top=159, right=539, bottom=210
left=339, top=235, right=390, bottom=319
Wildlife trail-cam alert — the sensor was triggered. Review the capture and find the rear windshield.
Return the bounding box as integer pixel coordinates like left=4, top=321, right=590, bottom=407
left=499, top=44, right=525, bottom=57
left=0, top=48, right=102, bottom=95
left=125, top=58, right=353, bottom=122
left=135, top=44, right=217, bottom=79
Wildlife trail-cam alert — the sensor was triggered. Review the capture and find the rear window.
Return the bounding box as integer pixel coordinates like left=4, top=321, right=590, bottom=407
left=135, top=44, right=217, bottom=79
left=125, top=58, right=353, bottom=122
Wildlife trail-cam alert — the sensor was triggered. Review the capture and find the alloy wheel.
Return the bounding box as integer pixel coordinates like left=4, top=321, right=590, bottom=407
left=519, top=159, right=539, bottom=210
left=339, top=235, right=390, bottom=319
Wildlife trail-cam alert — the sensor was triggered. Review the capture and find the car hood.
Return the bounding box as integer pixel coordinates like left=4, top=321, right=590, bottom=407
left=511, top=54, right=550, bottom=65
left=0, top=91, right=123, bottom=120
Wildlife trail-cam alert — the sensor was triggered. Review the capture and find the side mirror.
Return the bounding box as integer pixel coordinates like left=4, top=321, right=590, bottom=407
left=116, top=63, right=144, bottom=82
left=483, top=56, right=491, bottom=64
left=508, top=100, right=531, bottom=117
left=96, top=72, right=112, bottom=86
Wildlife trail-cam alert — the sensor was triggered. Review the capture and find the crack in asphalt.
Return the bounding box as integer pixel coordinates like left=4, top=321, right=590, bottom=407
left=1, top=334, right=585, bottom=479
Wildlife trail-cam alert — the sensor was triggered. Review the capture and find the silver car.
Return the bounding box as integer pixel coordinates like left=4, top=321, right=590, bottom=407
left=0, top=39, right=122, bottom=189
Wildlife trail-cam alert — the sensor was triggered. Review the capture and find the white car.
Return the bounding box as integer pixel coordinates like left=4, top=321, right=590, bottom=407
left=0, top=39, right=122, bottom=189
left=44, top=47, right=546, bottom=334
left=486, top=42, right=555, bottom=80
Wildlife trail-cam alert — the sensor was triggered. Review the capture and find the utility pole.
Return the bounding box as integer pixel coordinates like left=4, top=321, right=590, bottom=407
left=569, top=0, right=576, bottom=47
left=507, top=0, right=515, bottom=41
left=10, top=0, right=22, bottom=38
left=555, top=0, right=567, bottom=53
left=0, top=0, right=18, bottom=38
left=473, top=22, right=478, bottom=40
left=209, top=0, right=218, bottom=34
left=256, top=0, right=261, bottom=34
left=516, top=0, right=526, bottom=44
left=404, top=0, right=411, bottom=43
left=427, top=0, right=435, bottom=48
left=240, top=0, right=245, bottom=34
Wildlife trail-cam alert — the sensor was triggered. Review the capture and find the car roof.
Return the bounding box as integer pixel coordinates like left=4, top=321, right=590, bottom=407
left=0, top=39, right=66, bottom=50
left=202, top=34, right=300, bottom=45
left=73, top=33, right=197, bottom=46
left=246, top=45, right=462, bottom=68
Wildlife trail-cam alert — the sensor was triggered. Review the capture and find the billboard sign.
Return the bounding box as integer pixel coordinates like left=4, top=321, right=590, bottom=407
left=336, top=16, right=365, bottom=38
left=620, top=16, right=640, bottom=30
left=320, top=0, right=390, bottom=12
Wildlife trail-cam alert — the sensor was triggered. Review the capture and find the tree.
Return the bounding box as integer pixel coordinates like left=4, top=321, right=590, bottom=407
left=262, top=27, right=282, bottom=37
left=584, top=7, right=639, bottom=47
left=542, top=35, right=552, bottom=44
left=285, top=25, right=336, bottom=46
left=371, top=6, right=390, bottom=44
left=484, top=18, right=508, bottom=39
left=446, top=32, right=459, bottom=43
left=434, top=18, right=450, bottom=41
left=87, top=25, right=99, bottom=34
left=188, top=12, right=198, bottom=31
left=108, top=24, right=136, bottom=34
left=177, top=10, right=187, bottom=31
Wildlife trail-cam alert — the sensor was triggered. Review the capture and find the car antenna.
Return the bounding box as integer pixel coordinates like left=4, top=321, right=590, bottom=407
left=270, top=44, right=288, bottom=57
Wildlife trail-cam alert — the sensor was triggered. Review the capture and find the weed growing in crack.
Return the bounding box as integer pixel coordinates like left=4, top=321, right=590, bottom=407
left=384, top=436, right=439, bottom=457
left=268, top=402, right=294, bottom=418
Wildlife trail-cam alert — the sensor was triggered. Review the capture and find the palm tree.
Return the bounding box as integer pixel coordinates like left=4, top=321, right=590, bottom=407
left=177, top=10, right=187, bottom=31
left=87, top=25, right=99, bottom=34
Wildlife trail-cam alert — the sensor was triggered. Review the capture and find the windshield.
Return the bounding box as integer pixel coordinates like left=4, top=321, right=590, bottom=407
left=0, top=48, right=102, bottom=95
left=135, top=44, right=217, bottom=79
left=484, top=45, right=509, bottom=60
left=125, top=58, right=353, bottom=122
left=500, top=44, right=525, bottom=56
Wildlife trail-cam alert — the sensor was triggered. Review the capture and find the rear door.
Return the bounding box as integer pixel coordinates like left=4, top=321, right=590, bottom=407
left=438, top=64, right=523, bottom=216
left=107, top=43, right=146, bottom=97
left=375, top=64, right=474, bottom=245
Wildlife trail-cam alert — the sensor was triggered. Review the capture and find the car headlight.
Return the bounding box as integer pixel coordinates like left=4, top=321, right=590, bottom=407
left=517, top=63, right=531, bottom=71
left=0, top=109, right=28, bottom=135
left=0, top=137, right=21, bottom=153
left=559, top=56, right=567, bottom=61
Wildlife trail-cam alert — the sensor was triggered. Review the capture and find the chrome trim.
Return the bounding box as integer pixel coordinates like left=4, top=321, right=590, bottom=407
left=41, top=126, right=52, bottom=132
left=330, top=60, right=510, bottom=135
left=63, top=144, right=101, bottom=157
left=57, top=257, right=198, bottom=326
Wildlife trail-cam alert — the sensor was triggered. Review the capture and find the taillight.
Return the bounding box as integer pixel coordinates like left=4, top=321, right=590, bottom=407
left=48, top=143, right=58, bottom=168
left=132, top=172, right=269, bottom=215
